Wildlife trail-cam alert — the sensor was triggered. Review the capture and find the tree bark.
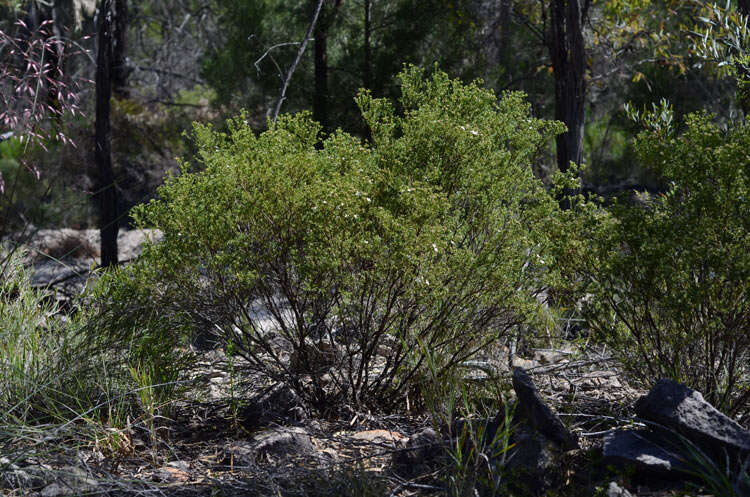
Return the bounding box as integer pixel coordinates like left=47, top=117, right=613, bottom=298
left=363, top=0, right=371, bottom=90
left=548, top=0, right=586, bottom=173
left=95, top=0, right=119, bottom=267
left=312, top=0, right=341, bottom=132
left=313, top=15, right=328, bottom=130
left=112, top=0, right=129, bottom=97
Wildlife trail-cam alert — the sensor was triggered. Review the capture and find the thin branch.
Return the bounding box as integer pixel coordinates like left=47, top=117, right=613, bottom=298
left=254, top=41, right=302, bottom=78
left=271, top=0, right=325, bottom=124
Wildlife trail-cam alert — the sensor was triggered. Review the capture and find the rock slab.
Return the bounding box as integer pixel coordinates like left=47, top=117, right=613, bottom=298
left=602, top=430, right=691, bottom=477
left=512, top=367, right=579, bottom=450
left=634, top=378, right=750, bottom=457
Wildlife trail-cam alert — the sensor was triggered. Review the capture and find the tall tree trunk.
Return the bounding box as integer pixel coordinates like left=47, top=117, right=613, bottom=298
left=312, top=0, right=341, bottom=132
left=95, top=0, right=118, bottom=267
left=498, top=0, right=513, bottom=70
left=548, top=0, right=586, bottom=173
left=363, top=0, right=371, bottom=90
left=313, top=17, right=328, bottom=130
left=112, top=0, right=129, bottom=97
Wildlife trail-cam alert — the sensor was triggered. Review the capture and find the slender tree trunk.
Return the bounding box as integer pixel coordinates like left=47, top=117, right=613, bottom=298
left=95, top=0, right=118, bottom=267
left=312, top=0, right=341, bottom=131
left=498, top=0, right=512, bottom=63
left=363, top=0, right=371, bottom=90
left=313, top=18, right=328, bottom=130
left=112, top=0, right=129, bottom=98
left=548, top=0, right=586, bottom=173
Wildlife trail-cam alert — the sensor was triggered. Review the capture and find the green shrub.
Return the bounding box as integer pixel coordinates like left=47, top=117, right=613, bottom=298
left=123, top=66, right=564, bottom=412
left=557, top=112, right=750, bottom=419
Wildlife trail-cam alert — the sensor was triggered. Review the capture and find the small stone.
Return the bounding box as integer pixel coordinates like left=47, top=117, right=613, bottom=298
left=393, top=428, right=443, bottom=473
left=607, top=481, right=634, bottom=497
left=352, top=429, right=405, bottom=444
left=253, top=426, right=314, bottom=462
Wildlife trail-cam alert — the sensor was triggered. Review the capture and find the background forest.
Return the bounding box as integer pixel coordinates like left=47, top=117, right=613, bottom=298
left=0, top=1, right=748, bottom=496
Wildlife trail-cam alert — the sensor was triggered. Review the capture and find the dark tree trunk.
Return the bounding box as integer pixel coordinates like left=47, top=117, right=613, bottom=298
left=27, top=3, right=63, bottom=134
left=95, top=0, right=119, bottom=267
left=739, top=0, right=750, bottom=16
left=363, top=0, right=371, bottom=90
left=548, top=0, right=586, bottom=173
left=313, top=18, right=328, bottom=130
left=112, top=0, right=129, bottom=97
left=312, top=0, right=341, bottom=132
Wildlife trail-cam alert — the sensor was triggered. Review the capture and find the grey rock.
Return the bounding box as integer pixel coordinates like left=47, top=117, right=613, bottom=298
left=38, top=469, right=98, bottom=497
left=512, top=367, right=579, bottom=450
left=393, top=428, right=443, bottom=473
left=602, top=429, right=691, bottom=477
left=634, top=379, right=750, bottom=457
left=504, top=426, right=558, bottom=495
left=607, top=481, right=634, bottom=497
left=240, top=385, right=306, bottom=427
left=253, top=426, right=314, bottom=461
left=2, top=469, right=45, bottom=490
left=223, top=441, right=254, bottom=467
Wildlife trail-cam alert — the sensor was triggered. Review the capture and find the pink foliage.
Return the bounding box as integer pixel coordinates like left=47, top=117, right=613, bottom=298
left=0, top=19, right=89, bottom=193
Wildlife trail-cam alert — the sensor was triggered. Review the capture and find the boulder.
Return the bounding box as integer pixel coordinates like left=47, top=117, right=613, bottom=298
left=634, top=379, right=750, bottom=457
left=512, top=367, right=579, bottom=450
left=602, top=429, right=691, bottom=477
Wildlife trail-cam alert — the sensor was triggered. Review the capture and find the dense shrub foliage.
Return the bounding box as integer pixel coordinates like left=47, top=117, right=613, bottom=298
left=557, top=113, right=750, bottom=419
left=118, top=67, right=564, bottom=412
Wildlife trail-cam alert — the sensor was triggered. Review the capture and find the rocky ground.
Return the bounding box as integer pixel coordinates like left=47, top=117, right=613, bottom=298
left=3, top=229, right=748, bottom=497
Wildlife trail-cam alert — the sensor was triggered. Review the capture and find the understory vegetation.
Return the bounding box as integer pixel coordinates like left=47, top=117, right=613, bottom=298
left=1, top=68, right=749, bottom=496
